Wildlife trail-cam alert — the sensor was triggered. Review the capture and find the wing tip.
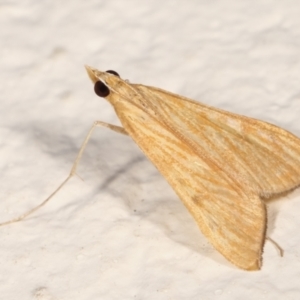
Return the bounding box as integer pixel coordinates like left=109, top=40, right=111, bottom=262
left=244, top=259, right=261, bottom=271
left=234, top=254, right=262, bottom=271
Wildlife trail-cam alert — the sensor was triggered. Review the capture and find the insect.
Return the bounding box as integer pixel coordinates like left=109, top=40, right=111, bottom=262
left=1, top=66, right=300, bottom=271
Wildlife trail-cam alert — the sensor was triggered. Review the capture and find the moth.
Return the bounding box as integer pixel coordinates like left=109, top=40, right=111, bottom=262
left=2, top=66, right=300, bottom=271
left=85, top=67, right=300, bottom=271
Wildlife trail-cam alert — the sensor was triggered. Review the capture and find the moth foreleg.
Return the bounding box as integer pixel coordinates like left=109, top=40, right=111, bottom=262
left=0, top=121, right=127, bottom=226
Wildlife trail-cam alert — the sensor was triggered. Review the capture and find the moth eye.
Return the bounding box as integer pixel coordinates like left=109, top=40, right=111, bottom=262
left=106, top=70, right=120, bottom=77
left=94, top=81, right=110, bottom=97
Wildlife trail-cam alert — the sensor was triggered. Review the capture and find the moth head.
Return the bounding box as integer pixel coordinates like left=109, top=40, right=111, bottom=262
left=85, top=65, right=120, bottom=98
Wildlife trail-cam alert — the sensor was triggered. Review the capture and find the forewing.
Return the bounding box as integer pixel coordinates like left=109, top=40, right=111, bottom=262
left=106, top=81, right=300, bottom=270
left=130, top=84, right=300, bottom=198
left=110, top=88, right=270, bottom=270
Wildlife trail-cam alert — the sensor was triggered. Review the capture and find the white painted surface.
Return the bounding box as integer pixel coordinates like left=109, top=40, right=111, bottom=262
left=1, top=1, right=300, bottom=299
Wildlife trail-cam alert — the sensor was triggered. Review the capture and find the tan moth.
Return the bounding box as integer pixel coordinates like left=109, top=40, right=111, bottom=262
left=2, top=66, right=300, bottom=271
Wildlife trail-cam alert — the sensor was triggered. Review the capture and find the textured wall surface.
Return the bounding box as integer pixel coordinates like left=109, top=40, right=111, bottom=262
left=1, top=1, right=300, bottom=299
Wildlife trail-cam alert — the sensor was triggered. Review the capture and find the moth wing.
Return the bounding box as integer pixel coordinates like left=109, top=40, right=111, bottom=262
left=131, top=84, right=300, bottom=198
left=111, top=92, right=267, bottom=270
left=106, top=80, right=300, bottom=270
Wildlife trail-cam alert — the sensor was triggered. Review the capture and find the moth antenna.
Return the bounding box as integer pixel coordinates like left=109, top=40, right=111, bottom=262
left=0, top=121, right=127, bottom=227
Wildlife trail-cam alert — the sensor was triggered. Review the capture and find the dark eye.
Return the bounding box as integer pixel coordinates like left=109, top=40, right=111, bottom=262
left=94, top=81, right=110, bottom=97
left=106, top=70, right=120, bottom=77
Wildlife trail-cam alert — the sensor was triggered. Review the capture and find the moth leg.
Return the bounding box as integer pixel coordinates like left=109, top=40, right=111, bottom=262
left=0, top=121, right=128, bottom=226
left=69, top=121, right=127, bottom=178
left=266, top=237, right=284, bottom=257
